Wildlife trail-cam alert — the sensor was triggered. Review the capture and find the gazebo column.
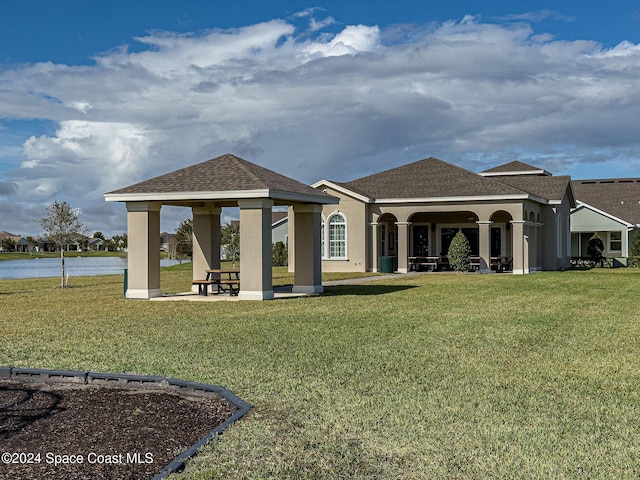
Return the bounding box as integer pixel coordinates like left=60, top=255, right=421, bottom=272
left=292, top=204, right=324, bottom=294
left=238, top=199, right=274, bottom=300
left=125, top=202, right=162, bottom=299
left=395, top=221, right=411, bottom=273
left=192, top=204, right=221, bottom=293
left=477, top=220, right=492, bottom=273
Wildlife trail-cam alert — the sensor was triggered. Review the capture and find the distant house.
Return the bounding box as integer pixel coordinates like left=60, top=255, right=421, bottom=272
left=87, top=237, right=105, bottom=251
left=0, top=231, right=29, bottom=252
left=271, top=211, right=288, bottom=245
left=571, top=179, right=640, bottom=262
left=160, top=232, right=176, bottom=253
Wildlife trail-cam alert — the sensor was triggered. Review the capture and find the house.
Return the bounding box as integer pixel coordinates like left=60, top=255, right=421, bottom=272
left=570, top=178, right=640, bottom=263
left=0, top=231, right=29, bottom=252
left=296, top=158, right=575, bottom=274
left=271, top=211, right=288, bottom=245
left=87, top=237, right=105, bottom=251
left=160, top=232, right=176, bottom=253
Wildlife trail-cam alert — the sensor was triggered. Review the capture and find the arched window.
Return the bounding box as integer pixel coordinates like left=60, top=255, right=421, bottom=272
left=328, top=213, right=347, bottom=259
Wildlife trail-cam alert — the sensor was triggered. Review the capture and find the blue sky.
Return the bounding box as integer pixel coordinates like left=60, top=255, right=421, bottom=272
left=1, top=0, right=640, bottom=236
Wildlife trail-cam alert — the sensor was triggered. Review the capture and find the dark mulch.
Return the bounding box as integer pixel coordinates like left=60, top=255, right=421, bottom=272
left=0, top=379, right=236, bottom=479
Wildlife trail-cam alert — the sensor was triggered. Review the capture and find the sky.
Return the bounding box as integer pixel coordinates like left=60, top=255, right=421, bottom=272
left=1, top=0, right=640, bottom=237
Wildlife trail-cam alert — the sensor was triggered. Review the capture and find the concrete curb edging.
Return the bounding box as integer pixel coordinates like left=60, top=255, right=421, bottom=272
left=1, top=366, right=253, bottom=479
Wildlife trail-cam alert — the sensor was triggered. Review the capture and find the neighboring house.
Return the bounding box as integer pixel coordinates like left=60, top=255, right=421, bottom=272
left=160, top=232, right=176, bottom=253
left=271, top=211, right=288, bottom=245
left=87, top=237, right=105, bottom=251
left=303, top=158, right=575, bottom=274
left=0, top=231, right=29, bottom=252
left=570, top=178, right=640, bottom=262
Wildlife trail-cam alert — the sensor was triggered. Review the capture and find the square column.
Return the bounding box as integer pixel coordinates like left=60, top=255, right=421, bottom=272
left=238, top=199, right=274, bottom=300
left=126, top=202, right=162, bottom=299
left=395, top=222, right=411, bottom=273
left=292, top=204, right=324, bottom=294
left=192, top=204, right=221, bottom=292
left=511, top=220, right=527, bottom=274
left=477, top=220, right=492, bottom=273
left=369, top=222, right=379, bottom=272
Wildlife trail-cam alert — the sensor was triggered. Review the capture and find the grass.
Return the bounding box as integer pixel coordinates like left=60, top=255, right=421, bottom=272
left=1, top=268, right=639, bottom=478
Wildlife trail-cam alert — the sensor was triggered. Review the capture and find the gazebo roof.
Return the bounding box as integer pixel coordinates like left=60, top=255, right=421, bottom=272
left=105, top=154, right=338, bottom=205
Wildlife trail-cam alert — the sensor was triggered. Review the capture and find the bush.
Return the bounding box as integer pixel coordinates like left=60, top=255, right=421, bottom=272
left=587, top=233, right=604, bottom=266
left=448, top=230, right=471, bottom=273
left=272, top=241, right=288, bottom=266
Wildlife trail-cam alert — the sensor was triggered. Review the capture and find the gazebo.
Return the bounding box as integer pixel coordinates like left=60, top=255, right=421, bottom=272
left=105, top=154, right=338, bottom=300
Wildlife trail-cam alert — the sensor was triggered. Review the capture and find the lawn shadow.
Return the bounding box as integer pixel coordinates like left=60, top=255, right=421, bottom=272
left=322, top=284, right=418, bottom=296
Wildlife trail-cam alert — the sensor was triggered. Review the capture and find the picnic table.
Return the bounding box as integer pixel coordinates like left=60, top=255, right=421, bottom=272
left=408, top=256, right=440, bottom=271
left=192, top=269, right=240, bottom=296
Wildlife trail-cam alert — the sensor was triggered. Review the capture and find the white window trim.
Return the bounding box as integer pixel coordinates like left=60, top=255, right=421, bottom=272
left=608, top=231, right=622, bottom=253
left=325, top=211, right=348, bottom=260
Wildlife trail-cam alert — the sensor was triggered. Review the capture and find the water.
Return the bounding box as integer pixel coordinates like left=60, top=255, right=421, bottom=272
left=0, top=256, right=182, bottom=280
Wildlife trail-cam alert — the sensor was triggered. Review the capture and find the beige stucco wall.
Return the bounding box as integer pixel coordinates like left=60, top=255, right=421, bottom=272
left=126, top=202, right=162, bottom=298
left=319, top=187, right=368, bottom=273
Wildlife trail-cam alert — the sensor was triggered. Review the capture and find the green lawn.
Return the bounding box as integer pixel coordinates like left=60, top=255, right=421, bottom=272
left=1, top=269, right=639, bottom=479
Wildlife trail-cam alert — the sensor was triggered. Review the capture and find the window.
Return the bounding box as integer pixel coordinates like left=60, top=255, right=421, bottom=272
left=328, top=213, right=347, bottom=258
left=609, top=231, right=622, bottom=252
left=321, top=218, right=325, bottom=257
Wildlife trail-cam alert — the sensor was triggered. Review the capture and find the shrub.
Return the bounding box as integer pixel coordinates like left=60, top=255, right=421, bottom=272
left=272, top=241, right=288, bottom=266
left=448, top=230, right=471, bottom=273
left=587, top=233, right=604, bottom=266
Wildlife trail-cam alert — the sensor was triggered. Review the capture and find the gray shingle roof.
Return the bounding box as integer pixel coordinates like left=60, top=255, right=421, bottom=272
left=106, top=154, right=335, bottom=203
left=337, top=157, right=527, bottom=199
left=481, top=161, right=547, bottom=174
left=572, top=179, right=640, bottom=225
left=492, top=175, right=573, bottom=203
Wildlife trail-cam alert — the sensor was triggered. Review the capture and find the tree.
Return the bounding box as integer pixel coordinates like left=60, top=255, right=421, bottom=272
left=39, top=200, right=87, bottom=287
left=221, top=222, right=240, bottom=267
left=175, top=219, right=193, bottom=259
left=631, top=231, right=640, bottom=257
left=272, top=240, right=288, bottom=266
left=448, top=230, right=471, bottom=273
left=92, top=231, right=105, bottom=240
left=1, top=237, right=15, bottom=252
left=587, top=233, right=604, bottom=266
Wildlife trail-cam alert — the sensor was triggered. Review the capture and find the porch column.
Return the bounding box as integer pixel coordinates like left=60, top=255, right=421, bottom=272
left=511, top=220, right=527, bottom=274
left=369, top=222, right=379, bottom=272
left=477, top=220, right=492, bottom=273
left=395, top=222, right=411, bottom=273
left=292, top=203, right=324, bottom=294
left=192, top=204, right=221, bottom=292
left=125, top=202, right=162, bottom=299
left=238, top=199, right=274, bottom=300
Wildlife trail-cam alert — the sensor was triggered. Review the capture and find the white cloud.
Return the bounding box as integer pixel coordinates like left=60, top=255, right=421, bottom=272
left=1, top=14, right=639, bottom=235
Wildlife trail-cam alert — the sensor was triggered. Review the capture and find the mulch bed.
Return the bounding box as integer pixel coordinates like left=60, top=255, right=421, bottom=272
left=0, top=379, right=236, bottom=479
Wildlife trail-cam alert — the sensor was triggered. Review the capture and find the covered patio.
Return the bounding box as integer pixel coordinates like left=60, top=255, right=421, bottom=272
left=105, top=154, right=338, bottom=300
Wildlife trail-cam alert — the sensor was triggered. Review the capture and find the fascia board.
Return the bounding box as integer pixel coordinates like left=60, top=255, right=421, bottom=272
left=310, top=180, right=371, bottom=203
left=104, top=189, right=272, bottom=202
left=105, top=189, right=339, bottom=205
left=373, top=194, right=535, bottom=204
left=480, top=170, right=550, bottom=177
left=573, top=201, right=633, bottom=227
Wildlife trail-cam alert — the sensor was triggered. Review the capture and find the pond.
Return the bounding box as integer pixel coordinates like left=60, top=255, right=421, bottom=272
left=0, top=257, right=182, bottom=280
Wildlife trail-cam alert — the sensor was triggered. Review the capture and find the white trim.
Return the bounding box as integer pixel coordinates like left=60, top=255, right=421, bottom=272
left=373, top=193, right=549, bottom=204
left=326, top=211, right=348, bottom=260
left=311, top=180, right=372, bottom=203
left=238, top=290, right=274, bottom=301
left=572, top=201, right=634, bottom=228
left=126, top=288, right=163, bottom=299
left=106, top=188, right=338, bottom=205
left=480, top=169, right=551, bottom=177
